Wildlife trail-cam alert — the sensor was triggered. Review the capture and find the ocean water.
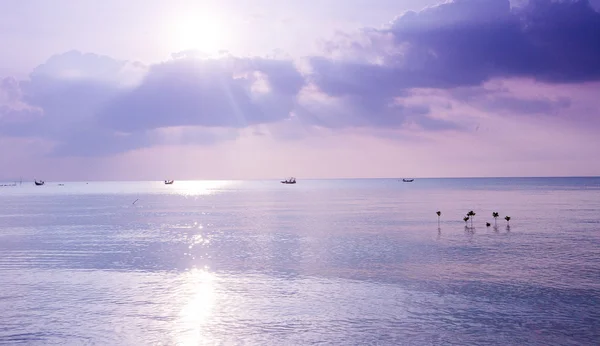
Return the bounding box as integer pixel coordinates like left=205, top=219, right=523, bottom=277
left=0, top=177, right=599, bottom=345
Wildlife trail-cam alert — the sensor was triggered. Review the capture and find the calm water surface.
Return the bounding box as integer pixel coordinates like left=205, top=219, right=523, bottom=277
left=1, top=178, right=599, bottom=345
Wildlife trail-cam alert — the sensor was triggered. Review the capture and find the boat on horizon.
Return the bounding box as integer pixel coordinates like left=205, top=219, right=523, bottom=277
left=34, top=180, right=45, bottom=186
left=402, top=178, right=414, bottom=182
left=281, top=177, right=296, bottom=184
left=164, top=180, right=174, bottom=185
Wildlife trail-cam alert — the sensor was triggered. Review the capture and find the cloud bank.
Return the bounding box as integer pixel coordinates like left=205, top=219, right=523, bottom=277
left=1, top=0, right=599, bottom=157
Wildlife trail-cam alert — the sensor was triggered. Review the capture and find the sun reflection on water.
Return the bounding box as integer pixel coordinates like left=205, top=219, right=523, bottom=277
left=174, top=268, right=217, bottom=345
left=169, top=180, right=237, bottom=197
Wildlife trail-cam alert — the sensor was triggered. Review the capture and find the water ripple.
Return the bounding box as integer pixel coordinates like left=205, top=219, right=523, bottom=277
left=1, top=180, right=599, bottom=344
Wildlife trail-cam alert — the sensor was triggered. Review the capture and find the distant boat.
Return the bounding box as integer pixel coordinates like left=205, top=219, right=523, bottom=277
left=281, top=177, right=296, bottom=184
left=402, top=178, right=414, bottom=182
left=164, top=180, right=174, bottom=185
left=34, top=180, right=45, bottom=186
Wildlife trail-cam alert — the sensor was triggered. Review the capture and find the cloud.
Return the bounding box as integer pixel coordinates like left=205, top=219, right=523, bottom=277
left=295, top=83, right=459, bottom=131
left=0, top=51, right=304, bottom=156
left=1, top=0, right=599, bottom=158
left=309, top=0, right=600, bottom=98
left=446, top=81, right=572, bottom=115
left=99, top=54, right=304, bottom=132
left=0, top=76, right=43, bottom=121
left=0, top=51, right=148, bottom=156
left=479, top=95, right=571, bottom=115
left=29, top=49, right=147, bottom=87
left=300, top=0, right=600, bottom=135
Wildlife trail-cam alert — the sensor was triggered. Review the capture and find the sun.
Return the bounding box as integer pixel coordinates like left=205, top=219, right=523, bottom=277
left=171, top=16, right=227, bottom=54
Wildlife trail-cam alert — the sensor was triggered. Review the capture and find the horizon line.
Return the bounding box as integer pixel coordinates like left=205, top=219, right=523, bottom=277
left=2, top=175, right=600, bottom=183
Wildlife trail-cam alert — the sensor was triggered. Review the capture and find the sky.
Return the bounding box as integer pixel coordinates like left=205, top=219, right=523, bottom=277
left=1, top=0, right=600, bottom=180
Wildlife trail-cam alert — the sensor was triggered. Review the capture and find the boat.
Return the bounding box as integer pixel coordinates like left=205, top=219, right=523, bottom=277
left=281, top=177, right=296, bottom=184
left=164, top=180, right=174, bottom=185
left=34, top=180, right=45, bottom=186
left=402, top=178, right=414, bottom=182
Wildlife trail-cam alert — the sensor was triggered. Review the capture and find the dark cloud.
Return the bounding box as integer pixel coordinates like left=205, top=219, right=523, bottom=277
left=2, top=0, right=598, bottom=157
left=302, top=0, right=600, bottom=131
left=0, top=52, right=140, bottom=156
left=295, top=91, right=459, bottom=131
left=98, top=55, right=304, bottom=132
left=447, top=84, right=573, bottom=115
left=0, top=51, right=301, bottom=156
left=310, top=0, right=600, bottom=93
left=481, top=95, right=572, bottom=114
left=1, top=48, right=459, bottom=157
left=302, top=58, right=461, bottom=130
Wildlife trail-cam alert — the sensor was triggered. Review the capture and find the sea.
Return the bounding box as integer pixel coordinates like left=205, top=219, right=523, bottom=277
left=0, top=177, right=599, bottom=345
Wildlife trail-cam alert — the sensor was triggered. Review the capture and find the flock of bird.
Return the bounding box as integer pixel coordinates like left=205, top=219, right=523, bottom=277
left=435, top=210, right=511, bottom=229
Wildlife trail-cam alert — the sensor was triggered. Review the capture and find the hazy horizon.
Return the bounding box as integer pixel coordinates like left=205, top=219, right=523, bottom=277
left=3, top=175, right=600, bottom=183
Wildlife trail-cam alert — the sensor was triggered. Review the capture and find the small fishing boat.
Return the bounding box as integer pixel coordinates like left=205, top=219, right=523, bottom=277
left=402, top=178, right=414, bottom=182
left=281, top=177, right=296, bottom=184
left=164, top=180, right=174, bottom=185
left=34, top=180, right=45, bottom=186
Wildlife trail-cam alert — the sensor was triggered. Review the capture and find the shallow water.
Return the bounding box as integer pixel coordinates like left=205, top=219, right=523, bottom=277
left=1, top=178, right=599, bottom=345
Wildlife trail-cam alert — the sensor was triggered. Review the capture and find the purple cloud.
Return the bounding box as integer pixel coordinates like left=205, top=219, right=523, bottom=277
left=309, top=0, right=600, bottom=99
left=478, top=95, right=572, bottom=115
left=1, top=0, right=599, bottom=158
left=0, top=51, right=301, bottom=156
left=99, top=54, right=304, bottom=132
left=298, top=0, right=600, bottom=135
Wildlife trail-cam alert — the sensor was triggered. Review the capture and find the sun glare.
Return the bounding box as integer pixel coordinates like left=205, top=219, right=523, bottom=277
left=169, top=180, right=237, bottom=197
left=172, top=16, right=227, bottom=54
left=174, top=268, right=217, bottom=345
